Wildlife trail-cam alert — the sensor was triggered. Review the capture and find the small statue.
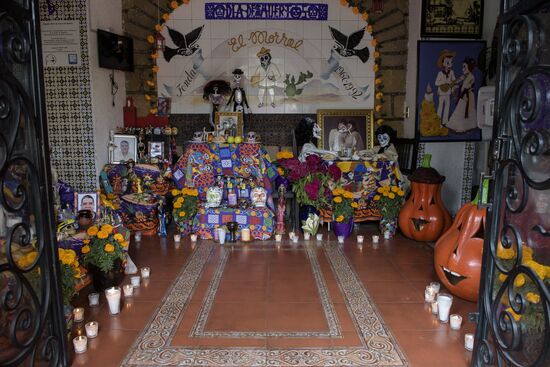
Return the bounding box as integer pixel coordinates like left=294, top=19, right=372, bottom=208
left=203, top=79, right=231, bottom=129
left=357, top=125, right=398, bottom=161
left=157, top=199, right=167, bottom=237
left=275, top=184, right=286, bottom=234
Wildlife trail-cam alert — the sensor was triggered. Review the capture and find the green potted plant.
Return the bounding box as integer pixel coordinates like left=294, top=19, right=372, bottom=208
left=374, top=185, right=405, bottom=238
left=172, top=187, right=199, bottom=234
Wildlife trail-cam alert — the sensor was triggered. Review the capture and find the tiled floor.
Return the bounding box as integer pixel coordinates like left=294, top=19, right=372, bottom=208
left=70, top=223, right=477, bottom=366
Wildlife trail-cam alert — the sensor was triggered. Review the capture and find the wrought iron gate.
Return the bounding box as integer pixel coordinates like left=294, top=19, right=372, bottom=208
left=0, top=0, right=68, bottom=366
left=473, top=0, right=550, bottom=366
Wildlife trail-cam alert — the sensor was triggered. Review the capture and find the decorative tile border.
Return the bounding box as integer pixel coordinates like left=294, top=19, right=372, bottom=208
left=460, top=142, right=475, bottom=205
left=189, top=245, right=341, bottom=338
left=40, top=0, right=96, bottom=192
left=122, top=242, right=407, bottom=366
left=205, top=2, right=328, bottom=20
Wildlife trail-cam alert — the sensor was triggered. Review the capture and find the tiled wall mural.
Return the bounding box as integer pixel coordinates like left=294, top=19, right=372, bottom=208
left=157, top=0, right=376, bottom=114
left=40, top=0, right=96, bottom=192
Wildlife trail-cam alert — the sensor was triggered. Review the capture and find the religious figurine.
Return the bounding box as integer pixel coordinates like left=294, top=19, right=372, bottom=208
left=275, top=184, right=286, bottom=234
left=203, top=79, right=231, bottom=129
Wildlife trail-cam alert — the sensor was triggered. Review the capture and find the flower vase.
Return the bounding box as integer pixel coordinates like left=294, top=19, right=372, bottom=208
left=333, top=218, right=354, bottom=239
left=379, top=217, right=397, bottom=239
left=299, top=205, right=319, bottom=233
left=89, top=259, right=124, bottom=292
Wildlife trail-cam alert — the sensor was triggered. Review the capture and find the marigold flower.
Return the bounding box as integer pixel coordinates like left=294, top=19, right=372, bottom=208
left=114, top=233, right=124, bottom=242
left=498, top=273, right=507, bottom=282
left=352, top=6, right=359, bottom=14
left=145, top=94, right=152, bottom=101
left=514, top=274, right=525, bottom=287
left=83, top=239, right=90, bottom=245
left=336, top=215, right=344, bottom=222
left=375, top=78, right=382, bottom=85
left=398, top=190, right=405, bottom=196
left=81, top=245, right=90, bottom=254
left=122, top=241, right=129, bottom=247
left=182, top=0, right=189, bottom=3
left=333, top=196, right=342, bottom=203
left=146, top=80, right=155, bottom=87
left=179, top=211, right=186, bottom=217
left=97, top=230, right=109, bottom=240
left=388, top=192, right=396, bottom=199
left=351, top=202, right=358, bottom=208
left=376, top=92, right=384, bottom=100
left=104, top=244, right=115, bottom=253
left=371, top=39, right=378, bottom=47
left=505, top=307, right=521, bottom=322
left=87, top=226, right=99, bottom=236
left=367, top=25, right=373, bottom=33
left=376, top=187, right=384, bottom=193
left=170, top=1, right=178, bottom=9
left=339, top=0, right=348, bottom=5
left=374, top=195, right=380, bottom=201
left=162, top=13, right=170, bottom=21
left=277, top=167, right=285, bottom=176
left=150, top=53, right=159, bottom=59
left=374, top=51, right=380, bottom=58
left=362, top=12, right=369, bottom=21
left=373, top=64, right=379, bottom=72
left=375, top=104, right=383, bottom=112
left=73, top=267, right=81, bottom=279
left=343, top=191, right=353, bottom=199
left=155, top=24, right=162, bottom=32
left=146, top=35, right=155, bottom=44
left=101, top=224, right=113, bottom=233
left=174, top=202, right=182, bottom=209
left=526, top=292, right=540, bottom=304
left=171, top=189, right=180, bottom=196
left=152, top=65, right=159, bottom=73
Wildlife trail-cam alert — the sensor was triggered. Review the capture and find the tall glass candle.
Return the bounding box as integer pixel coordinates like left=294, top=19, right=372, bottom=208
left=436, top=293, right=453, bottom=323
left=105, top=287, right=121, bottom=315
left=464, top=333, right=474, bottom=351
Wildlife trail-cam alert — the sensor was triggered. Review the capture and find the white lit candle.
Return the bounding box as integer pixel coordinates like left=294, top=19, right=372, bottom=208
left=337, top=235, right=344, bottom=244
left=73, top=336, right=87, bottom=354
left=85, top=321, right=98, bottom=338
left=450, top=314, right=462, bottom=330
left=436, top=293, right=453, bottom=323
left=288, top=231, right=295, bottom=240
left=275, top=234, right=282, bottom=242
left=105, top=287, right=121, bottom=315
left=464, top=333, right=474, bottom=351
left=73, top=307, right=84, bottom=322
left=88, top=293, right=99, bottom=307
left=123, top=284, right=133, bottom=297
left=241, top=228, right=251, bottom=242
left=431, top=301, right=438, bottom=315
left=218, top=228, right=226, bottom=245
left=384, top=231, right=391, bottom=240
left=357, top=235, right=364, bottom=243
left=372, top=235, right=379, bottom=243
left=304, top=232, right=311, bottom=240
left=135, top=231, right=142, bottom=242
left=292, top=235, right=299, bottom=243
left=358, top=244, right=363, bottom=251
left=316, top=233, right=323, bottom=241
left=425, top=287, right=436, bottom=303
left=430, top=282, right=441, bottom=294
left=131, top=275, right=140, bottom=288
left=190, top=234, right=198, bottom=242
left=141, top=267, right=150, bottom=279
left=174, top=233, right=181, bottom=242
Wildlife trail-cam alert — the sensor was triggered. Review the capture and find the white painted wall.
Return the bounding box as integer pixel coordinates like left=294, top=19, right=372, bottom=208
left=88, top=0, right=126, bottom=179
left=404, top=0, right=500, bottom=214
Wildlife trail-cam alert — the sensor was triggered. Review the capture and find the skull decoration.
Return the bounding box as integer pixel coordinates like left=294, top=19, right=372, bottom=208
left=246, top=131, right=259, bottom=143
left=434, top=201, right=486, bottom=301
left=205, top=186, right=222, bottom=208
left=192, top=131, right=204, bottom=142
left=251, top=187, right=267, bottom=208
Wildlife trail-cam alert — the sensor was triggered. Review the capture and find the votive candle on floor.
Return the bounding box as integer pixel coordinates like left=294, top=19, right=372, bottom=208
left=135, top=231, right=142, bottom=242
left=450, top=314, right=462, bottom=330
left=430, top=282, right=441, bottom=294
left=316, top=233, right=323, bottom=241
left=88, top=292, right=99, bottom=307
left=241, top=228, right=251, bottom=242
left=105, top=287, right=121, bottom=315
left=85, top=321, right=98, bottom=338
left=431, top=301, right=438, bottom=315
left=141, top=267, right=150, bottom=279
left=275, top=234, right=282, bottom=242
left=292, top=236, right=299, bottom=243
left=372, top=235, right=379, bottom=243
left=190, top=234, right=198, bottom=242
left=288, top=231, right=295, bottom=240
left=174, top=234, right=181, bottom=242
left=123, top=284, right=133, bottom=297
left=73, top=307, right=84, bottom=322
left=304, top=233, right=311, bottom=240
left=73, top=336, right=87, bottom=354
left=425, top=286, right=436, bottom=302
left=357, top=235, right=364, bottom=243
left=337, top=235, right=344, bottom=244
left=131, top=276, right=140, bottom=288
left=464, top=333, right=474, bottom=351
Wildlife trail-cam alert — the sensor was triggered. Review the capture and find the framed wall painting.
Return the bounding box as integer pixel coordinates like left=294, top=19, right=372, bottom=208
left=317, top=109, right=374, bottom=152
left=416, top=40, right=486, bottom=142
left=110, top=134, right=137, bottom=163
left=215, top=112, right=243, bottom=137
left=421, top=0, right=484, bottom=39
left=74, top=192, right=99, bottom=215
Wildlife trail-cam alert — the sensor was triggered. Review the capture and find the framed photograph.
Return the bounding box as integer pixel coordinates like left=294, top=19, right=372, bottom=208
left=215, top=112, right=243, bottom=137
left=74, top=192, right=99, bottom=215
left=157, top=97, right=171, bottom=116
left=421, top=0, right=483, bottom=39
left=110, top=134, right=137, bottom=163
left=416, top=40, right=485, bottom=142
left=317, top=109, right=374, bottom=152
left=148, top=141, right=164, bottom=159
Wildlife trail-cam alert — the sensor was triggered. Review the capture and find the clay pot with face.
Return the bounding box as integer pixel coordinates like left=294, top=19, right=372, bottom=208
left=398, top=166, right=451, bottom=242
left=434, top=202, right=486, bottom=302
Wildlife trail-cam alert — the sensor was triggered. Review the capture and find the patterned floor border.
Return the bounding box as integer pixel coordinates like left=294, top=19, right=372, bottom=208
left=190, top=245, right=341, bottom=338
left=121, top=243, right=408, bottom=366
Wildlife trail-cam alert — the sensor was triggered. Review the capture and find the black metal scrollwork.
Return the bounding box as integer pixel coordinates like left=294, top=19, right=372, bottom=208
left=0, top=1, right=67, bottom=366
left=474, top=2, right=550, bottom=367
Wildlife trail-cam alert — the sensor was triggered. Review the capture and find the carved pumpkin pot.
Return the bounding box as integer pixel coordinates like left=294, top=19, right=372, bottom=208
left=398, top=165, right=451, bottom=242
left=434, top=202, right=486, bottom=302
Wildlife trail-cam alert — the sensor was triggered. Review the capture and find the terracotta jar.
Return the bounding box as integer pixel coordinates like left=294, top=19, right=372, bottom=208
left=434, top=201, right=486, bottom=302
left=398, top=156, right=451, bottom=242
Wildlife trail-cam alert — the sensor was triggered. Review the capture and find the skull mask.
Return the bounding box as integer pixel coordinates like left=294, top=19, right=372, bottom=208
left=377, top=133, right=390, bottom=148
left=192, top=131, right=204, bottom=142
left=246, top=131, right=258, bottom=143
